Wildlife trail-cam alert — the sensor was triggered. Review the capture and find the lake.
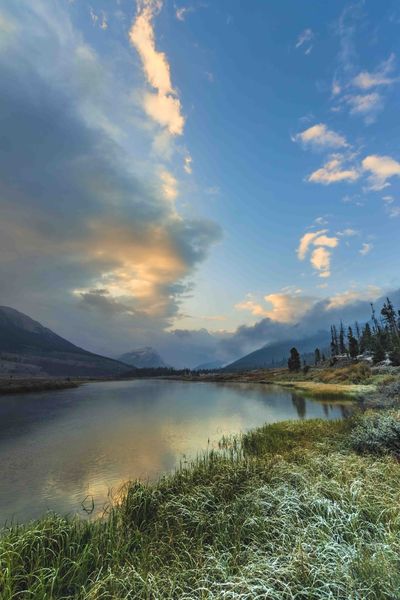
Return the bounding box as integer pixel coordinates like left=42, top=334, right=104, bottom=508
left=0, top=379, right=351, bottom=524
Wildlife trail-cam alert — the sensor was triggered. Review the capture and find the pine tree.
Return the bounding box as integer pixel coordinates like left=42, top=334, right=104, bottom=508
left=314, top=347, right=321, bottom=365
left=347, top=326, right=359, bottom=359
left=288, top=347, right=301, bottom=371
left=339, top=321, right=346, bottom=355
left=381, top=297, right=399, bottom=337
left=330, top=325, right=338, bottom=357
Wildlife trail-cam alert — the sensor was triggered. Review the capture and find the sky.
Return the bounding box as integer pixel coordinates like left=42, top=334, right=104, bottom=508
left=0, top=0, right=399, bottom=367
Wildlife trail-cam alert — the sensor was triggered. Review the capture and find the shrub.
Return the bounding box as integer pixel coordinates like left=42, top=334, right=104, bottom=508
left=350, top=412, right=400, bottom=455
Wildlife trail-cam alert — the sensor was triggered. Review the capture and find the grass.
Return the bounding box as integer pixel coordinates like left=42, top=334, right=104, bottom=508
left=2, top=413, right=400, bottom=598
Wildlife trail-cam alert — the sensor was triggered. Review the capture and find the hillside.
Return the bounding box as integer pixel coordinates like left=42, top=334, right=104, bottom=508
left=225, top=330, right=330, bottom=371
left=0, top=306, right=131, bottom=378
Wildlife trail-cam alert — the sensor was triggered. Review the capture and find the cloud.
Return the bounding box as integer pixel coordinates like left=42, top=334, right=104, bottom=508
left=130, top=0, right=185, bottom=135
left=0, top=0, right=221, bottom=354
left=297, top=229, right=338, bottom=278
left=310, top=247, right=331, bottom=278
left=175, top=6, right=194, bottom=21
left=387, top=206, right=400, bottom=218
left=90, top=7, right=108, bottom=30
left=359, top=243, right=373, bottom=256
left=294, top=123, right=347, bottom=149
left=160, top=169, right=179, bottom=202
left=308, top=155, right=360, bottom=185
left=295, top=28, right=314, bottom=54
left=184, top=154, right=192, bottom=174
left=326, top=285, right=381, bottom=309
left=313, top=234, right=339, bottom=249
left=362, top=155, right=400, bottom=191
left=297, top=230, right=326, bottom=260
left=352, top=53, right=397, bottom=89
left=345, top=92, right=382, bottom=123
left=337, top=228, right=358, bottom=237
left=236, top=291, right=317, bottom=324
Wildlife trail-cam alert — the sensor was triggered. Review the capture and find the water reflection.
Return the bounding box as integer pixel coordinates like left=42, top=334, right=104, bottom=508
left=0, top=379, right=352, bottom=524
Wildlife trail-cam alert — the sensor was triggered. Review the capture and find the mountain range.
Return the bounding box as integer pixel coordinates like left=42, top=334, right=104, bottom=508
left=224, top=331, right=330, bottom=371
left=0, top=306, right=131, bottom=378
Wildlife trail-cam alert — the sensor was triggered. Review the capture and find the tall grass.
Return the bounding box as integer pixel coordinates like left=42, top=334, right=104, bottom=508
left=2, top=415, right=400, bottom=598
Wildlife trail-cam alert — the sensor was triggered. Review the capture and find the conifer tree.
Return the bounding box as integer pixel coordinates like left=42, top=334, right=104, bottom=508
left=347, top=326, right=359, bottom=359
left=288, top=347, right=301, bottom=371
left=339, top=321, right=346, bottom=355
left=314, top=347, right=321, bottom=365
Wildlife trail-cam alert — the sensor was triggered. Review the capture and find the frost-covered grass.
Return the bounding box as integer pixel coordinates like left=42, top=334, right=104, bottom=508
left=350, top=411, right=400, bottom=455
left=2, top=415, right=400, bottom=599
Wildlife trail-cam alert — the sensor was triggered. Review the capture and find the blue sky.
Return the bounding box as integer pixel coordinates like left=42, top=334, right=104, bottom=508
left=0, top=0, right=399, bottom=366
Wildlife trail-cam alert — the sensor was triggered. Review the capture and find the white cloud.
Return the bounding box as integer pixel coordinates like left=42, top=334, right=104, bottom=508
left=175, top=6, right=194, bottom=21
left=160, top=169, right=178, bottom=202
left=326, top=285, right=381, bottom=309
left=337, top=228, right=358, bottom=237
left=184, top=154, right=192, bottom=174
left=387, top=205, right=400, bottom=218
left=297, top=229, right=326, bottom=260
left=311, top=247, right=331, bottom=278
left=313, top=234, right=339, bottom=249
left=297, top=229, right=339, bottom=279
left=308, top=155, right=359, bottom=185
left=130, top=0, right=185, bottom=135
left=89, top=8, right=108, bottom=30
left=332, top=79, right=341, bottom=96
left=359, top=242, right=373, bottom=256
left=294, top=123, right=347, bottom=149
left=314, top=216, right=328, bottom=226
left=346, top=92, right=382, bottom=118
left=353, top=53, right=397, bottom=89
left=295, top=28, right=314, bottom=54
left=236, top=291, right=317, bottom=323
left=362, top=154, right=400, bottom=191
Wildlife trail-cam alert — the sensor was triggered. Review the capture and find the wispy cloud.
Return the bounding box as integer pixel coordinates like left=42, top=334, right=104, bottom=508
left=184, top=154, right=192, bottom=174
left=130, top=0, right=185, bottom=135
left=362, top=154, right=400, bottom=190
left=89, top=7, right=108, bottom=30
left=308, top=154, right=360, bottom=185
left=160, top=169, right=179, bottom=202
left=353, top=53, right=397, bottom=89
left=345, top=92, right=382, bottom=123
left=359, top=242, right=373, bottom=256
left=295, top=28, right=314, bottom=54
left=175, top=6, right=194, bottom=21
left=294, top=123, right=348, bottom=149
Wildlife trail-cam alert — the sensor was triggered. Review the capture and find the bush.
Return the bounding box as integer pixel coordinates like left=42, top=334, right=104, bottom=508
left=350, top=412, right=400, bottom=455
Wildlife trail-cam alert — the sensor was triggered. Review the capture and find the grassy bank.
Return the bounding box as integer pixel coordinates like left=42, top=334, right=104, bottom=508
left=2, top=411, right=400, bottom=598
left=0, top=378, right=81, bottom=395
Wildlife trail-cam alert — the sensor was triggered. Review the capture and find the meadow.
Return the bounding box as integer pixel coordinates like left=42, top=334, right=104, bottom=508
left=2, top=409, right=400, bottom=599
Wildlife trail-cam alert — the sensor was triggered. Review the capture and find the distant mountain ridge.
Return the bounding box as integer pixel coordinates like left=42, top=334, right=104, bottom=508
left=224, top=331, right=330, bottom=371
left=0, top=306, right=131, bottom=377
left=118, top=347, right=168, bottom=369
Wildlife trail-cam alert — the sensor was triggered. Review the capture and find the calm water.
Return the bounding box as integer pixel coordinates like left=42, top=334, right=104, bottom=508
left=0, top=379, right=350, bottom=524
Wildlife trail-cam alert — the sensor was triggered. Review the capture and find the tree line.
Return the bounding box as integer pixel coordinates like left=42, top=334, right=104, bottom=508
left=288, top=297, right=400, bottom=371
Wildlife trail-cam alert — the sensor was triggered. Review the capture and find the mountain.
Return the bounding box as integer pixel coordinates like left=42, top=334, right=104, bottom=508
left=224, top=331, right=330, bottom=371
left=118, top=347, right=168, bottom=369
left=194, top=360, right=225, bottom=371
left=0, top=306, right=131, bottom=377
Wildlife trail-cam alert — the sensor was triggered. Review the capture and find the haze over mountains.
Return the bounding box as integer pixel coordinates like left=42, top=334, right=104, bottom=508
left=118, top=347, right=168, bottom=369
left=0, top=307, right=130, bottom=378
left=224, top=331, right=330, bottom=371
